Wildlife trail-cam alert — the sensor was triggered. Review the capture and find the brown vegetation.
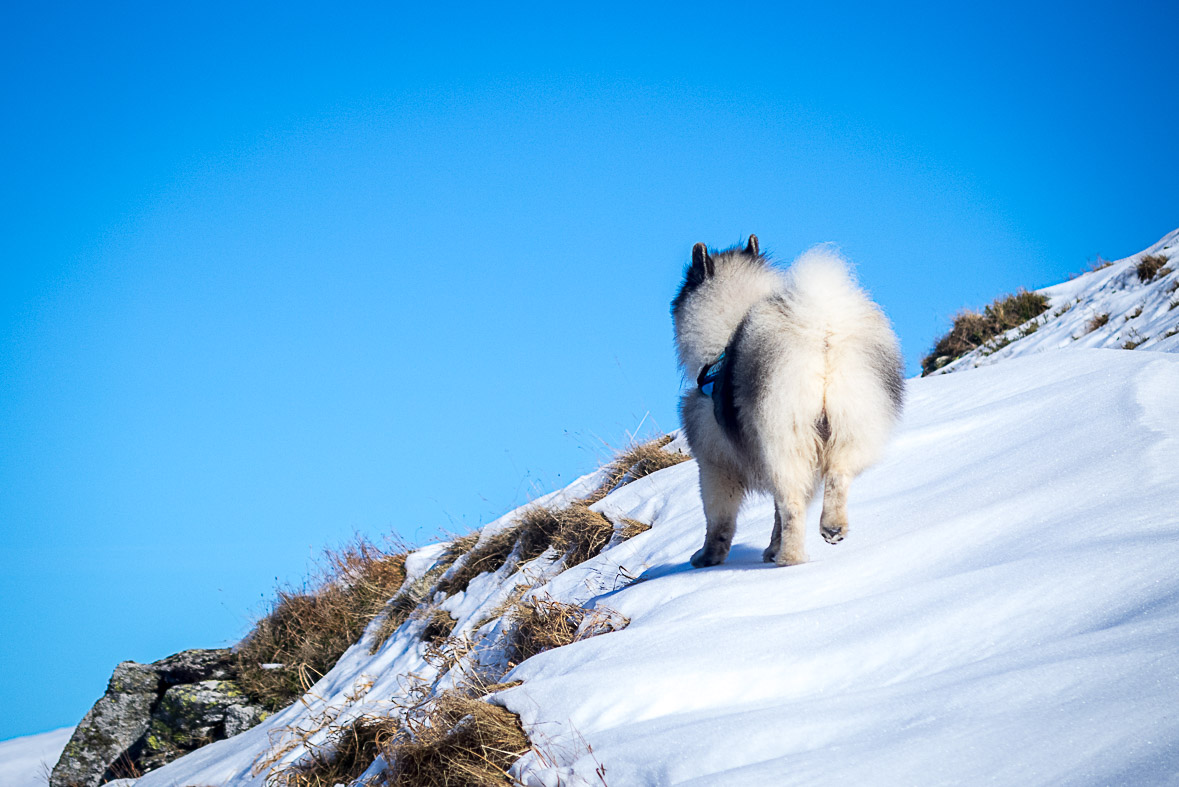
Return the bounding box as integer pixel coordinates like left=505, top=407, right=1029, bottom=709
left=584, top=435, right=690, bottom=503
left=436, top=528, right=521, bottom=596
left=370, top=533, right=478, bottom=652
left=1068, top=256, right=1114, bottom=280
left=618, top=518, right=652, bottom=540
left=236, top=539, right=408, bottom=710
left=421, top=609, right=458, bottom=645
left=263, top=714, right=389, bottom=787
left=506, top=596, right=627, bottom=666
left=1086, top=313, right=1110, bottom=333
left=1136, top=254, right=1170, bottom=283
left=248, top=436, right=677, bottom=785
left=922, top=290, right=1050, bottom=375
left=383, top=691, right=530, bottom=786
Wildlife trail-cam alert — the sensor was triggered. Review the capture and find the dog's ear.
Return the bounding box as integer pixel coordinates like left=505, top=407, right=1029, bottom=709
left=745, top=234, right=759, bottom=257
left=692, top=242, right=714, bottom=278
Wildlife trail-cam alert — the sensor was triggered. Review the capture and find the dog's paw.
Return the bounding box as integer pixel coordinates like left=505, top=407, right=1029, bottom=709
left=775, top=548, right=808, bottom=567
left=690, top=547, right=725, bottom=568
left=821, top=520, right=847, bottom=545
left=762, top=545, right=778, bottom=563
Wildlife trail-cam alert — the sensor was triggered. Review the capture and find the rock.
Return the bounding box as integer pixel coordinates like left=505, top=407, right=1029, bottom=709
left=50, top=662, right=160, bottom=787
left=50, top=649, right=269, bottom=787
left=152, top=648, right=234, bottom=685
left=136, top=679, right=267, bottom=772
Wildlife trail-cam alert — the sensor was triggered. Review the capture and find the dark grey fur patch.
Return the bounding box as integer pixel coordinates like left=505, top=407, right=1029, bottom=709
left=713, top=333, right=743, bottom=446
left=816, top=411, right=831, bottom=442
left=871, top=343, right=906, bottom=414
left=712, top=315, right=766, bottom=448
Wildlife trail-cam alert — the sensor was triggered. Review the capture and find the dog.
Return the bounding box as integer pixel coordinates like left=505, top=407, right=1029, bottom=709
left=672, top=235, right=904, bottom=567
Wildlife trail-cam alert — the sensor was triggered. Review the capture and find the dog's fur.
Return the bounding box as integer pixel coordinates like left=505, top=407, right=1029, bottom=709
left=672, top=235, right=903, bottom=567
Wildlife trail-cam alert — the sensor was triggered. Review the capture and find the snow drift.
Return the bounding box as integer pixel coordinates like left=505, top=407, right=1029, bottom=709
left=121, top=345, right=1179, bottom=786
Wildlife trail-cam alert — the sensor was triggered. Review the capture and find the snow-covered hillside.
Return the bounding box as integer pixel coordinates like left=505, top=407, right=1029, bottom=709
left=9, top=230, right=1178, bottom=786
left=932, top=228, right=1179, bottom=374
left=118, top=347, right=1179, bottom=786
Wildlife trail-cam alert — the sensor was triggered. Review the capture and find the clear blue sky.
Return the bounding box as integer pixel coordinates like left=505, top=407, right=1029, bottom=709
left=2, top=0, right=1176, bottom=741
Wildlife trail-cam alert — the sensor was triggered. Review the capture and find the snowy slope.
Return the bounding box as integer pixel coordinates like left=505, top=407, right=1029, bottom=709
left=0, top=728, right=74, bottom=787
left=933, top=228, right=1179, bottom=374
left=134, top=348, right=1179, bottom=786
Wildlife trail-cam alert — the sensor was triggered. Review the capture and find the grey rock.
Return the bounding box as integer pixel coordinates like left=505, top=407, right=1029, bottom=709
left=50, top=649, right=269, bottom=787
left=152, top=648, right=234, bottom=685
left=224, top=701, right=268, bottom=737
left=50, top=662, right=160, bottom=787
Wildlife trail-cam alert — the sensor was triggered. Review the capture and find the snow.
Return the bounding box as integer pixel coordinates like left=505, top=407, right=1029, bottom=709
left=0, top=727, right=74, bottom=787
left=133, top=348, right=1179, bottom=786
left=934, top=227, right=1179, bottom=373
left=109, top=229, right=1179, bottom=785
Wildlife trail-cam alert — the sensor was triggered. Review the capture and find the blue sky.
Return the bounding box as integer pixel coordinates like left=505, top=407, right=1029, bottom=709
left=2, top=0, right=1176, bottom=741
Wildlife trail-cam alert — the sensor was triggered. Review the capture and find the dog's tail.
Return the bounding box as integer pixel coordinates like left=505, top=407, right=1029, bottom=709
left=779, top=245, right=904, bottom=475
left=783, top=245, right=862, bottom=323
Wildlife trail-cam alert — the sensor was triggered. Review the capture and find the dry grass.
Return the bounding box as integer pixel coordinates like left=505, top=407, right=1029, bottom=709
left=506, top=596, right=627, bottom=667
left=254, top=675, right=384, bottom=787
left=1086, top=313, right=1110, bottom=333
left=437, top=528, right=521, bottom=596
left=1069, top=256, right=1114, bottom=279
left=383, top=691, right=529, bottom=786
left=370, top=533, right=479, bottom=653
left=264, top=714, right=389, bottom=787
left=1136, top=254, right=1170, bottom=283
left=921, top=290, right=1050, bottom=375
left=429, top=436, right=684, bottom=598
left=421, top=609, right=458, bottom=645
left=618, top=518, right=652, bottom=540
left=236, top=539, right=409, bottom=710
left=584, top=435, right=690, bottom=504
left=549, top=503, right=617, bottom=568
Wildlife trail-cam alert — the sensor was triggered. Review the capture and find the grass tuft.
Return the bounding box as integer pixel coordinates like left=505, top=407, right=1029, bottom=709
left=236, top=538, right=408, bottom=710
left=383, top=691, right=529, bottom=786
left=436, top=528, right=521, bottom=596
left=421, top=608, right=457, bottom=645
left=619, top=518, right=652, bottom=540
left=921, top=290, right=1049, bottom=375
left=1136, top=254, right=1169, bottom=283
left=264, top=714, right=389, bottom=787
left=1086, top=313, right=1110, bottom=333
left=1069, top=257, right=1114, bottom=279
left=584, top=435, right=690, bottom=503
left=368, top=533, right=477, bottom=654
left=505, top=596, right=627, bottom=667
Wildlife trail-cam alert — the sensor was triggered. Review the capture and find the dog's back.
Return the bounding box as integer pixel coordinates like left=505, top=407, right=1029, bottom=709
left=734, top=247, right=903, bottom=488
left=673, top=236, right=903, bottom=568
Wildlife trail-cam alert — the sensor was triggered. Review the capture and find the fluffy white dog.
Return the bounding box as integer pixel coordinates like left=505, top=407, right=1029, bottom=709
left=672, top=235, right=904, bottom=567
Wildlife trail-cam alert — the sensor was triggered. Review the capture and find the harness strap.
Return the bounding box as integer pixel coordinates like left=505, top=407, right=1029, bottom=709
left=697, top=351, right=726, bottom=397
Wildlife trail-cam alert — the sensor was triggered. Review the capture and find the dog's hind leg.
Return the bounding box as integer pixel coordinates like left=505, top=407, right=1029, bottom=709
left=770, top=487, right=810, bottom=566
left=762, top=511, right=782, bottom=563
left=690, top=460, right=743, bottom=568
left=819, top=472, right=851, bottom=544
left=765, top=441, right=820, bottom=566
left=819, top=471, right=853, bottom=544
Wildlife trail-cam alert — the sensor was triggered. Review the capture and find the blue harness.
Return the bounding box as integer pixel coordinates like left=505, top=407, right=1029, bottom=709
left=697, top=352, right=726, bottom=397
